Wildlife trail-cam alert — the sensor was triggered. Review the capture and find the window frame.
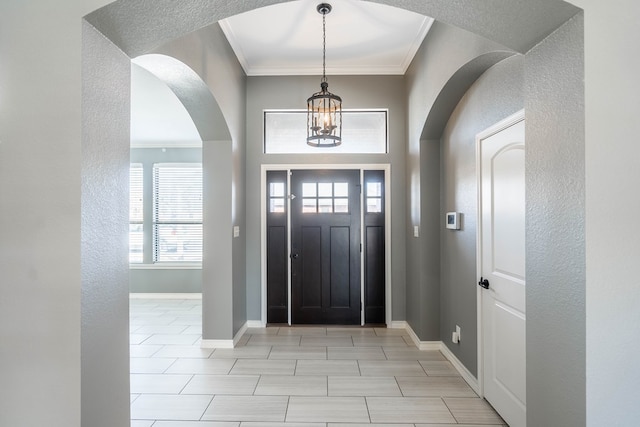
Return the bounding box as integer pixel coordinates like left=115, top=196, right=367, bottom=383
left=263, top=109, right=389, bottom=154
left=151, top=162, right=203, bottom=265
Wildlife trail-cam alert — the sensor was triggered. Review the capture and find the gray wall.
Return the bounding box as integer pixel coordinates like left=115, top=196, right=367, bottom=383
left=404, top=20, right=514, bottom=342
left=525, top=14, right=586, bottom=426
left=80, top=21, right=132, bottom=427
left=151, top=23, right=248, bottom=338
left=3, top=0, right=639, bottom=425
left=439, top=55, right=525, bottom=375
left=245, top=75, right=407, bottom=322
left=129, top=147, right=203, bottom=293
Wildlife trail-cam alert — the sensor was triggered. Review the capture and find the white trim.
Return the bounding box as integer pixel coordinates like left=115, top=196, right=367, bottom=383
left=440, top=342, right=481, bottom=395
left=360, top=170, right=365, bottom=326
left=396, top=322, right=480, bottom=394
left=475, top=109, right=526, bottom=399
left=129, top=263, right=202, bottom=270
left=200, top=321, right=250, bottom=349
left=389, top=320, right=408, bottom=329
left=403, top=322, right=441, bottom=351
left=246, top=320, right=265, bottom=328
left=200, top=339, right=234, bottom=349
left=129, top=293, right=202, bottom=299
left=130, top=140, right=202, bottom=149
left=233, top=322, right=249, bottom=346
left=261, top=164, right=392, bottom=327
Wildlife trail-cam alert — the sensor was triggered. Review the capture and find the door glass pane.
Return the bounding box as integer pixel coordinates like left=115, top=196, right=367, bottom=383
left=270, top=198, right=285, bottom=213
left=367, top=198, right=382, bottom=213
left=318, top=198, right=333, bottom=213
left=334, top=182, right=348, bottom=197
left=334, top=198, right=349, bottom=213
left=270, top=182, right=285, bottom=197
left=318, top=183, right=332, bottom=197
left=302, top=198, right=317, bottom=213
left=302, top=182, right=316, bottom=197
left=367, top=182, right=382, bottom=197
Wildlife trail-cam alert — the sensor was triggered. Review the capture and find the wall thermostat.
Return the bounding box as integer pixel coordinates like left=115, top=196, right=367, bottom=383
left=446, top=212, right=460, bottom=230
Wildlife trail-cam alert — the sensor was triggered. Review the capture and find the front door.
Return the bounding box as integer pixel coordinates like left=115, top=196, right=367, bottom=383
left=478, top=113, right=526, bottom=426
left=290, top=169, right=361, bottom=324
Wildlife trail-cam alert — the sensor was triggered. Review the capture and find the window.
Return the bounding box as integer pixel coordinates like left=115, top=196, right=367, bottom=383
left=301, top=182, right=349, bottom=214
left=152, top=163, right=203, bottom=263
left=129, top=164, right=144, bottom=263
left=264, top=110, right=388, bottom=154
left=269, top=182, right=286, bottom=213
left=366, top=182, right=383, bottom=213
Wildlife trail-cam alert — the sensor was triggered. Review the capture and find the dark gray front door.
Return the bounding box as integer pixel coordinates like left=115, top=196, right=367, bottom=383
left=290, top=169, right=361, bottom=324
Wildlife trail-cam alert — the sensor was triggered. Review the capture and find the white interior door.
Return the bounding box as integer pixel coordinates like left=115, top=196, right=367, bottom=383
left=478, top=112, right=526, bottom=426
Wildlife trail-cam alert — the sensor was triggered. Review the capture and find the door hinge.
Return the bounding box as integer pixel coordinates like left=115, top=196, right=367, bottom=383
left=360, top=301, right=363, bottom=311
left=360, top=243, right=362, bottom=253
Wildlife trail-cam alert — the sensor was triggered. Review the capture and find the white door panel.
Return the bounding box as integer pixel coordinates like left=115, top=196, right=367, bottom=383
left=479, top=112, right=526, bottom=427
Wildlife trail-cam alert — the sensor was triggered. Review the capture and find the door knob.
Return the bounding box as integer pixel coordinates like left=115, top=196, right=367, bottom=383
left=478, top=277, right=490, bottom=289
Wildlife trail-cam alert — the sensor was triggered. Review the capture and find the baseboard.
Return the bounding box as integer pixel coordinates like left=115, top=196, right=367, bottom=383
left=200, top=339, right=234, bottom=348
left=439, top=341, right=480, bottom=394
left=398, top=321, right=479, bottom=393
left=246, top=320, right=265, bottom=328
left=129, top=293, right=202, bottom=299
left=389, top=320, right=408, bottom=329
left=201, top=321, right=250, bottom=349
left=233, top=322, right=249, bottom=346
left=403, top=322, right=442, bottom=351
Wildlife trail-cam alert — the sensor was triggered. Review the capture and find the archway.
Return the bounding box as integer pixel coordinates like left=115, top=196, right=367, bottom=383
left=80, top=1, right=586, bottom=426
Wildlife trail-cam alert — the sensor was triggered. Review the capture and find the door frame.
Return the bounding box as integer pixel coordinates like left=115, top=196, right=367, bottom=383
left=475, top=109, right=525, bottom=399
left=260, top=164, right=392, bottom=326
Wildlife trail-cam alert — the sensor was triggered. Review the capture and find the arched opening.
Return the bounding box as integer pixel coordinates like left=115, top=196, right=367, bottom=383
left=80, top=1, right=586, bottom=425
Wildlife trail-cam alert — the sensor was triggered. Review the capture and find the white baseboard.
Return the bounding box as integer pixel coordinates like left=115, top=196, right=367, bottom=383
left=389, top=320, right=407, bottom=329
left=399, top=321, right=479, bottom=393
left=201, top=321, right=250, bottom=349
left=403, top=322, right=442, bottom=351
left=439, top=341, right=480, bottom=394
left=246, top=320, right=265, bottom=328
left=200, top=339, right=234, bottom=348
left=129, top=293, right=202, bottom=299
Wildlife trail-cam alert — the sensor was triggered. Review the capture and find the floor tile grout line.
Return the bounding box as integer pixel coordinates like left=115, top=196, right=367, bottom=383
left=440, top=395, right=461, bottom=424
left=198, top=393, right=216, bottom=423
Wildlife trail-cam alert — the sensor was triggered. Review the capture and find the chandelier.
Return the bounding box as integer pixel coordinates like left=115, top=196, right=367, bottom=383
left=306, top=3, right=342, bottom=147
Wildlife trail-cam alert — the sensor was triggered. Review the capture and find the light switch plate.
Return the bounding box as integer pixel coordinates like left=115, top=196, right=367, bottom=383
left=233, top=226, right=240, bottom=237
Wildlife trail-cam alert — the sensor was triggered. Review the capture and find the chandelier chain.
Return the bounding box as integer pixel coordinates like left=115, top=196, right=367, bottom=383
left=322, top=11, right=327, bottom=83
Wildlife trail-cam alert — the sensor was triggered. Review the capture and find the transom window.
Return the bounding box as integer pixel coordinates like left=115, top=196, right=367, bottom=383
left=264, top=110, right=388, bottom=154
left=302, top=182, right=349, bottom=213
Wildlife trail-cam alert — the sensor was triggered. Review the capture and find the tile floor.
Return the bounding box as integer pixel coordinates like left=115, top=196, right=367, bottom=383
left=130, top=297, right=506, bottom=426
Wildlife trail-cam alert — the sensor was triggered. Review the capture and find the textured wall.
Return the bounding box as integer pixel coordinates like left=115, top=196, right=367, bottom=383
left=81, top=21, right=132, bottom=427
left=404, top=21, right=514, bottom=342
left=151, top=23, right=247, bottom=338
left=439, top=55, right=525, bottom=375
left=8, top=0, right=640, bottom=425
left=525, top=14, right=586, bottom=426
